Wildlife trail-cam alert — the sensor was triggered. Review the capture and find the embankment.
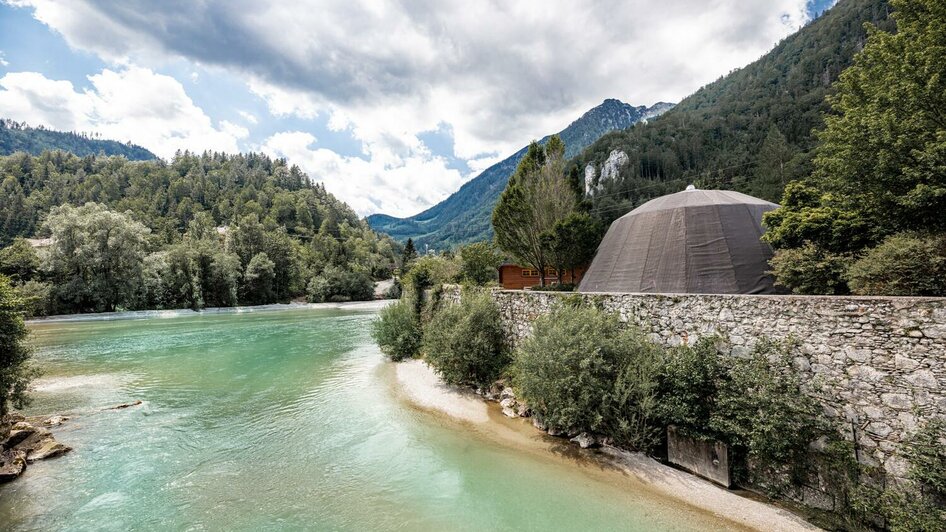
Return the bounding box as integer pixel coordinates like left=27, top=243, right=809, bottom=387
left=443, top=286, right=946, bottom=480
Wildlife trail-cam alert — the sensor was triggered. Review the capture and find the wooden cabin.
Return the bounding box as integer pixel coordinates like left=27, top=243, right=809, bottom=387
left=497, top=263, right=586, bottom=290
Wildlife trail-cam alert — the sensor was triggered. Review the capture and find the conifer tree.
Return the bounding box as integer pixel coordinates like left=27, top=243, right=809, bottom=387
left=402, top=238, right=417, bottom=268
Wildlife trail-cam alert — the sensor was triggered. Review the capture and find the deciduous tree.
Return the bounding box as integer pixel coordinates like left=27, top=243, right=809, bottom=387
left=492, top=136, right=578, bottom=286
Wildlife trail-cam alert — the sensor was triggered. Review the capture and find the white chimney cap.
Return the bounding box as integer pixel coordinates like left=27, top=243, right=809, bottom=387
left=685, top=184, right=696, bottom=191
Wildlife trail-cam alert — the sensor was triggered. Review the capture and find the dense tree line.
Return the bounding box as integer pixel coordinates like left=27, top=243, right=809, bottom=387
left=571, top=0, right=893, bottom=226
left=0, top=150, right=399, bottom=314
left=765, top=0, right=946, bottom=295
left=0, top=119, right=155, bottom=161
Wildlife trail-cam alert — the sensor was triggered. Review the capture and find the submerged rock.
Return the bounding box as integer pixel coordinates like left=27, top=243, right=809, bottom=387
left=106, top=400, right=143, bottom=410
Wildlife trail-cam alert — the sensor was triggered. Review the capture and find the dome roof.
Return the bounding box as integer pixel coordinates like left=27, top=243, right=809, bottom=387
left=578, top=188, right=778, bottom=294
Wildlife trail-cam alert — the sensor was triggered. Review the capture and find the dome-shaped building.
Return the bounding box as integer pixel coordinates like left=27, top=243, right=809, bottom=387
left=578, top=187, right=778, bottom=294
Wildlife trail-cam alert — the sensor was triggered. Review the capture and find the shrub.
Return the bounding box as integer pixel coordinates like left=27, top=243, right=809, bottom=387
left=371, top=300, right=422, bottom=361
left=13, top=280, right=52, bottom=317
left=457, top=242, right=502, bottom=286
left=709, top=338, right=829, bottom=488
left=307, top=266, right=375, bottom=303
left=422, top=291, right=508, bottom=387
left=903, top=418, right=946, bottom=499
left=768, top=242, right=853, bottom=295
left=655, top=338, right=725, bottom=440
left=0, top=275, right=35, bottom=416
left=608, top=348, right=664, bottom=450
left=513, top=304, right=663, bottom=450
left=847, top=232, right=946, bottom=296
left=880, top=487, right=945, bottom=532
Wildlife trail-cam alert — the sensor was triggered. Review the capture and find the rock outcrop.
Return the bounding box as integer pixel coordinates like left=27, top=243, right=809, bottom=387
left=584, top=149, right=629, bottom=196
left=0, top=413, right=72, bottom=483
left=0, top=449, right=26, bottom=482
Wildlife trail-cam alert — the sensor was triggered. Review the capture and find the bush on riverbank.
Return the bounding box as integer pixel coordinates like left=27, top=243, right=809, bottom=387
left=710, top=339, right=829, bottom=489
left=371, top=300, right=422, bottom=361
left=657, top=335, right=829, bottom=490
left=422, top=291, right=508, bottom=387
left=821, top=420, right=946, bottom=531
left=512, top=301, right=831, bottom=484
left=0, top=275, right=34, bottom=417
left=307, top=266, right=375, bottom=303
left=513, top=304, right=664, bottom=450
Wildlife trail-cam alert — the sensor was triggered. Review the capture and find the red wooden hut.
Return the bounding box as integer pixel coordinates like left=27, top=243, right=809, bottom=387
left=497, top=263, right=586, bottom=290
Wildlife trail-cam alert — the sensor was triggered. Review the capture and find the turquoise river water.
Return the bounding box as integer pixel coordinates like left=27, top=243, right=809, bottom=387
left=0, top=306, right=745, bottom=531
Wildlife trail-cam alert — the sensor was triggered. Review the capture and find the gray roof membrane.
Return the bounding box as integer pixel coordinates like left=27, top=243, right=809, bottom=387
left=578, top=188, right=778, bottom=294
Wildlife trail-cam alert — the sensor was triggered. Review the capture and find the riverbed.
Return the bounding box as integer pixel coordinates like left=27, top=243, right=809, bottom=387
left=3, top=306, right=770, bottom=530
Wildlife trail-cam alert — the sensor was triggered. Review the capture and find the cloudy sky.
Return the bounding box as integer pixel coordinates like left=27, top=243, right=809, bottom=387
left=0, top=0, right=836, bottom=217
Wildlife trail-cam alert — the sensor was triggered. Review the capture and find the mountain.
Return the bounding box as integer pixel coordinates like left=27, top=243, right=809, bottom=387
left=575, top=0, right=893, bottom=225
left=0, top=119, right=156, bottom=160
left=367, top=99, right=673, bottom=250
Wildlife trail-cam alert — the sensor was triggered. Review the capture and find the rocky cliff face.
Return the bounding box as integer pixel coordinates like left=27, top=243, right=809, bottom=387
left=584, top=149, right=630, bottom=195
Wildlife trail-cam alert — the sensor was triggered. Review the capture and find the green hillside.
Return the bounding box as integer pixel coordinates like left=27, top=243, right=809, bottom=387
left=0, top=119, right=156, bottom=160
left=367, top=99, right=672, bottom=251
left=574, top=0, right=893, bottom=225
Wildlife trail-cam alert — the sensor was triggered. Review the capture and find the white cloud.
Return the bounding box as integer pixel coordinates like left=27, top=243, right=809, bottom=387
left=261, top=130, right=467, bottom=217
left=0, top=51, right=8, bottom=67
left=237, top=110, right=258, bottom=125
left=11, top=0, right=818, bottom=214
left=0, top=66, right=246, bottom=158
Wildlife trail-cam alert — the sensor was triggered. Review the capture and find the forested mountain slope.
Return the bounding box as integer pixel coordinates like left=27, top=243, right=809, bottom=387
left=367, top=99, right=672, bottom=250
left=0, top=150, right=399, bottom=313
left=0, top=119, right=156, bottom=160
left=575, top=0, right=893, bottom=225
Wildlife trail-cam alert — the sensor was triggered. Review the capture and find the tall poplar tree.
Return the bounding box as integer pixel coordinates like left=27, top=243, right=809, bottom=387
left=492, top=136, right=578, bottom=286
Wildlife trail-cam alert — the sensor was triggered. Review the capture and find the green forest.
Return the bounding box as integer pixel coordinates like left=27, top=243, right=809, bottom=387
left=572, top=0, right=894, bottom=225
left=0, top=119, right=156, bottom=161
left=0, top=150, right=399, bottom=315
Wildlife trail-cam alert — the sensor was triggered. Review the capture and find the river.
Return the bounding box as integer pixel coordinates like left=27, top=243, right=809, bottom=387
left=0, top=306, right=748, bottom=531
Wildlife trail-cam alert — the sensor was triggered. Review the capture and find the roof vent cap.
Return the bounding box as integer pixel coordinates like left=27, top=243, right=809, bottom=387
left=685, top=184, right=696, bottom=191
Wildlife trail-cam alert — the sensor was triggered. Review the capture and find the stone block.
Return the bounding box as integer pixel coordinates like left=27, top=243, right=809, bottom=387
left=667, top=426, right=731, bottom=488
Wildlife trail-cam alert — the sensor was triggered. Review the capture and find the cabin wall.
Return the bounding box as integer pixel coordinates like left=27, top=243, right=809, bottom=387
left=498, top=265, right=586, bottom=290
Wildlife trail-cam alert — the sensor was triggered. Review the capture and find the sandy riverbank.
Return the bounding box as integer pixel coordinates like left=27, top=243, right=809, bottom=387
left=392, top=359, right=820, bottom=532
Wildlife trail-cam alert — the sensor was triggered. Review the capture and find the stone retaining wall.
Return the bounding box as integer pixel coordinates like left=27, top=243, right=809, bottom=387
left=442, top=286, right=946, bottom=477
